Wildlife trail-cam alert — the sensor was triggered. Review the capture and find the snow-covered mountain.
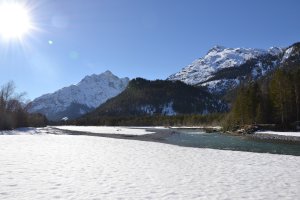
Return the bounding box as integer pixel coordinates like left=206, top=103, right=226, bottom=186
left=28, top=71, right=129, bottom=121
left=168, top=45, right=285, bottom=94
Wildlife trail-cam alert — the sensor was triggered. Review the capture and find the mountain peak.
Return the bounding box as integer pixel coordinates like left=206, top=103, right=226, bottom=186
left=290, top=42, right=300, bottom=48
left=208, top=45, right=226, bottom=53
left=268, top=47, right=283, bottom=56
left=29, top=70, right=130, bottom=121
left=103, top=70, right=113, bottom=75
left=79, top=70, right=120, bottom=84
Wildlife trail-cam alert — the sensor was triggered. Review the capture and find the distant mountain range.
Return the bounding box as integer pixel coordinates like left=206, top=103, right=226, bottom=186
left=29, top=42, right=300, bottom=121
left=28, top=71, right=129, bottom=121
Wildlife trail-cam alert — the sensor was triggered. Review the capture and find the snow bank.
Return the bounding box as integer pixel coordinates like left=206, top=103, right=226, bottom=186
left=171, top=126, right=222, bottom=130
left=0, top=127, right=48, bottom=135
left=0, top=135, right=299, bottom=200
left=53, top=126, right=156, bottom=136
left=256, top=131, right=300, bottom=137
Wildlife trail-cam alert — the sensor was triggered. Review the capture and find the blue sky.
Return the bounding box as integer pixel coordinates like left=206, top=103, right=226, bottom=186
left=0, top=0, right=300, bottom=99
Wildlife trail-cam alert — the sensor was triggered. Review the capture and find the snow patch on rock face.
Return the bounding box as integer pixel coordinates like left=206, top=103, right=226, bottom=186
left=29, top=70, right=129, bottom=120
left=268, top=47, right=284, bottom=56
left=281, top=47, right=294, bottom=63
left=162, top=102, right=176, bottom=116
left=79, top=109, right=86, bottom=115
left=140, top=105, right=156, bottom=115
left=140, top=102, right=177, bottom=116
left=203, top=79, right=240, bottom=94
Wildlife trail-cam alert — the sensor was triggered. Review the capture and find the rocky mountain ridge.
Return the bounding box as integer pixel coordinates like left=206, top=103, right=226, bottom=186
left=167, top=44, right=298, bottom=95
left=28, top=71, right=129, bottom=121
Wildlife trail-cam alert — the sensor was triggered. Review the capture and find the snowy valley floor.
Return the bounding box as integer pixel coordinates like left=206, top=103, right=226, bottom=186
left=0, top=127, right=299, bottom=200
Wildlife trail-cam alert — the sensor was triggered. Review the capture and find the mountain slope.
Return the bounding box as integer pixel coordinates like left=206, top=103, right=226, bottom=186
left=168, top=45, right=285, bottom=94
left=82, top=78, right=227, bottom=119
left=280, top=42, right=300, bottom=68
left=224, top=43, right=300, bottom=130
left=28, top=71, right=129, bottom=121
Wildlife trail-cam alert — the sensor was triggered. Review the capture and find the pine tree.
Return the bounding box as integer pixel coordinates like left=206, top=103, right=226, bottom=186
left=292, top=69, right=300, bottom=122
left=269, top=70, right=293, bottom=125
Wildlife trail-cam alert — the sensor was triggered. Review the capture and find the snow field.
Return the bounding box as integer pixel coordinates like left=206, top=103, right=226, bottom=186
left=0, top=134, right=299, bottom=200
left=53, top=126, right=156, bottom=135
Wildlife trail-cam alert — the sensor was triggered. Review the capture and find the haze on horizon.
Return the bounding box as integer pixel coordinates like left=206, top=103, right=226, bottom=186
left=0, top=0, right=299, bottom=100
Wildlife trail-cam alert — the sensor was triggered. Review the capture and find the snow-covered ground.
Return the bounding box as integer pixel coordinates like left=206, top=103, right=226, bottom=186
left=256, top=131, right=300, bottom=137
left=53, top=125, right=156, bottom=135
left=0, top=129, right=299, bottom=200
left=0, top=127, right=48, bottom=135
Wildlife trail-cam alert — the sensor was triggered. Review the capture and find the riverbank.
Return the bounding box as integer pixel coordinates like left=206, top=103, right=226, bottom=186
left=223, top=124, right=300, bottom=143
left=52, top=126, right=228, bottom=143
left=3, top=125, right=300, bottom=145
left=249, top=132, right=300, bottom=144
left=51, top=126, right=300, bottom=156
left=51, top=126, right=176, bottom=143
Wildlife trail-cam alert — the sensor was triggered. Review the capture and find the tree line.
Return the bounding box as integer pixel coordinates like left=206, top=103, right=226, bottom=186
left=224, top=67, right=300, bottom=130
left=0, top=81, right=47, bottom=130
left=69, top=113, right=224, bottom=127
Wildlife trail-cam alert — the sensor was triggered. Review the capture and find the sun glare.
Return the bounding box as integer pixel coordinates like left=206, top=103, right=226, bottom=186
left=0, top=2, right=32, bottom=40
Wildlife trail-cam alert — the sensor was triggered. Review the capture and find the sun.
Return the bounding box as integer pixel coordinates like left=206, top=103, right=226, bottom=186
left=0, top=2, right=33, bottom=40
